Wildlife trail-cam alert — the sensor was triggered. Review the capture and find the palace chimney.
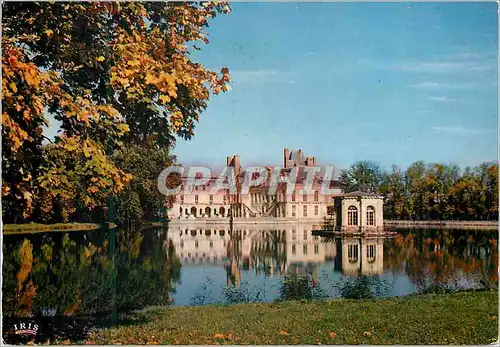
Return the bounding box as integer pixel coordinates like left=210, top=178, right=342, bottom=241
left=283, top=148, right=290, bottom=168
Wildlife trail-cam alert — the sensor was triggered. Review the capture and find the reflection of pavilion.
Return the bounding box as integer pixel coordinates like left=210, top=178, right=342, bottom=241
left=166, top=223, right=385, bottom=286
left=337, top=238, right=384, bottom=276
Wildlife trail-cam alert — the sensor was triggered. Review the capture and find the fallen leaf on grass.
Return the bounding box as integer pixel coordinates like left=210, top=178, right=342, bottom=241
left=363, top=331, right=372, bottom=337
left=488, top=315, right=497, bottom=321
left=279, top=330, right=288, bottom=336
left=329, top=332, right=337, bottom=339
left=214, top=333, right=225, bottom=339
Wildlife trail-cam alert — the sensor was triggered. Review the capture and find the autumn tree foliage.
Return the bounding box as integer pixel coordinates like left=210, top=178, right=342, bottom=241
left=2, top=2, right=231, bottom=223
left=340, top=160, right=498, bottom=221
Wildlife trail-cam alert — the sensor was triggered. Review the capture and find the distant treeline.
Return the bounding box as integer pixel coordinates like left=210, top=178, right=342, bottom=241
left=339, top=161, right=498, bottom=221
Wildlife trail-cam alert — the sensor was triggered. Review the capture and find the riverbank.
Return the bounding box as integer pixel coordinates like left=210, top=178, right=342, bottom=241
left=90, top=291, right=498, bottom=345
left=384, top=220, right=498, bottom=230
left=2, top=222, right=116, bottom=235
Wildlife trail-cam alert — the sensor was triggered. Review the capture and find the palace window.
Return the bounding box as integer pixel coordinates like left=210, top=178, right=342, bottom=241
left=366, top=206, right=375, bottom=226
left=180, top=240, right=184, bottom=249
left=314, top=190, right=319, bottom=202
left=314, top=205, right=319, bottom=216
left=292, top=191, right=296, bottom=202
left=223, top=195, right=227, bottom=204
left=347, top=206, right=358, bottom=226
left=210, top=241, right=214, bottom=249
left=195, top=195, right=199, bottom=204
left=348, top=244, right=359, bottom=263
left=303, top=230, right=308, bottom=241
left=195, top=240, right=199, bottom=249
left=292, top=205, right=296, bottom=217
left=180, top=195, right=184, bottom=204
left=209, top=195, right=213, bottom=204
left=303, top=194, right=307, bottom=202
left=314, top=244, right=319, bottom=254
left=303, top=205, right=308, bottom=217
left=367, top=244, right=376, bottom=263
left=292, top=244, right=296, bottom=255
left=292, top=229, right=296, bottom=240
left=303, top=245, right=308, bottom=255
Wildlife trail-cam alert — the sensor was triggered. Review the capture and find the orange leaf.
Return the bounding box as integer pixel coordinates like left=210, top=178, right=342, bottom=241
left=279, top=330, right=288, bottom=336
left=159, top=94, right=170, bottom=104
left=214, top=333, right=224, bottom=339
left=328, top=332, right=337, bottom=339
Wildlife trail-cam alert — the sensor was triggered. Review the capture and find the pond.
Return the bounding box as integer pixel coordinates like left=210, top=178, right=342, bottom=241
left=2, top=222, right=497, bottom=343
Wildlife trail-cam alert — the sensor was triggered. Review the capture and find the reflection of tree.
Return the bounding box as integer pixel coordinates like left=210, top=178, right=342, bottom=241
left=2, top=227, right=182, bottom=319
left=384, top=230, right=498, bottom=290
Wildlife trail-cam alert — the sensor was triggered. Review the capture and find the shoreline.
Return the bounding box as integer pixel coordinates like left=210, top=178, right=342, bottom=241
left=168, top=218, right=498, bottom=230
left=384, top=220, right=498, bottom=230
left=2, top=222, right=117, bottom=235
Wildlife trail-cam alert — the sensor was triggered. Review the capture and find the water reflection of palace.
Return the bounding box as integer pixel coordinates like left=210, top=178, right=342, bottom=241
left=167, top=223, right=385, bottom=286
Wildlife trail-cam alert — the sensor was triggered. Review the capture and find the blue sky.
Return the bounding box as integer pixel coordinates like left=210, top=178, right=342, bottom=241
left=174, top=2, right=498, bottom=171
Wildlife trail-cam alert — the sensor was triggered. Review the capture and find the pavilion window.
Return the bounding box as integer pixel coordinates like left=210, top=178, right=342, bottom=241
left=366, top=206, right=375, bottom=226
left=347, top=206, right=358, bottom=226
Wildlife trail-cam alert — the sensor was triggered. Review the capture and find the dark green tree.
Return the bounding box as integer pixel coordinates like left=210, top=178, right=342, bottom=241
left=339, top=161, right=383, bottom=193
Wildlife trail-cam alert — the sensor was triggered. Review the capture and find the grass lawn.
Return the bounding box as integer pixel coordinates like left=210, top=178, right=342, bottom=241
left=90, top=291, right=498, bottom=345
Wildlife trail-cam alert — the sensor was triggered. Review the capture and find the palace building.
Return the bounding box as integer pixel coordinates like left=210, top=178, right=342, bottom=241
left=168, top=148, right=384, bottom=232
